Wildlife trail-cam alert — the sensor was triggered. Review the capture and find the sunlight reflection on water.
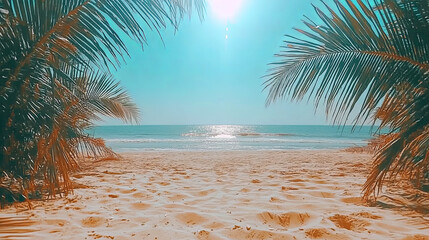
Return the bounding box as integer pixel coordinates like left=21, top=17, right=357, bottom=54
left=91, top=125, right=379, bottom=151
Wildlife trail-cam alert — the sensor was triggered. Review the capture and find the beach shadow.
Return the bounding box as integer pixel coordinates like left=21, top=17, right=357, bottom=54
left=373, top=194, right=429, bottom=216
left=0, top=215, right=36, bottom=239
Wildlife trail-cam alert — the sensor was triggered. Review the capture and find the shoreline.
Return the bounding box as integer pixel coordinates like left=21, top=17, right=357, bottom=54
left=112, top=148, right=359, bottom=154
left=2, top=150, right=428, bottom=239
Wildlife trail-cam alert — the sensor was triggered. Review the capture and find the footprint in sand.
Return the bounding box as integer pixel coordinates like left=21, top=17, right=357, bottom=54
left=81, top=216, right=105, bottom=228
left=257, top=211, right=314, bottom=228
left=328, top=214, right=369, bottom=231
left=176, top=212, right=207, bottom=226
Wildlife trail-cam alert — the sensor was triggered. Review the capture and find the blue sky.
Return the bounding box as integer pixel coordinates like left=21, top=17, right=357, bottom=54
left=104, top=0, right=345, bottom=125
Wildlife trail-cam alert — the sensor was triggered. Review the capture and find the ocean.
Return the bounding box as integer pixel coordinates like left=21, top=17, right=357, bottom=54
left=88, top=125, right=383, bottom=152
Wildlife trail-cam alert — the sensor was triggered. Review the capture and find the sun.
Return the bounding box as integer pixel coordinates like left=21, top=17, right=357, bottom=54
left=208, top=0, right=244, bottom=21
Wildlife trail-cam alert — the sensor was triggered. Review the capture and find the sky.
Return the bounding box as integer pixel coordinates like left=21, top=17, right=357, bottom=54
left=104, top=0, right=344, bottom=125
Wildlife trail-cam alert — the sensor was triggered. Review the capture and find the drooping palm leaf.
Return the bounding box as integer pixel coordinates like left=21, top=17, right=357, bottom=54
left=74, top=68, right=140, bottom=124
left=0, top=0, right=204, bottom=127
left=363, top=81, right=429, bottom=197
left=31, top=68, right=134, bottom=195
left=266, top=0, right=428, bottom=123
left=0, top=0, right=205, bottom=199
left=265, top=0, right=429, bottom=198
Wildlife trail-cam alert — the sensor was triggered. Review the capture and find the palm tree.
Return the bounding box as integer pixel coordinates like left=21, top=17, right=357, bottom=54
left=0, top=0, right=204, bottom=201
left=265, top=0, right=429, bottom=198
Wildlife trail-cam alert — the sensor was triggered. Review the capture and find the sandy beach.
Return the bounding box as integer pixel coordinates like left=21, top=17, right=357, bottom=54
left=2, top=150, right=429, bottom=239
left=2, top=0, right=429, bottom=239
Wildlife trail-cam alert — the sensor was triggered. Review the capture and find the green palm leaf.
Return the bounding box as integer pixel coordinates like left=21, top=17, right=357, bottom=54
left=76, top=69, right=140, bottom=124
left=30, top=66, right=138, bottom=195
left=265, top=0, right=429, bottom=198
left=0, top=0, right=204, bottom=199
left=266, top=0, right=428, bottom=123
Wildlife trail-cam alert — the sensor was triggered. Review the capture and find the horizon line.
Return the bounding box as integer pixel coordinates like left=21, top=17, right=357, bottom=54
left=95, top=123, right=378, bottom=127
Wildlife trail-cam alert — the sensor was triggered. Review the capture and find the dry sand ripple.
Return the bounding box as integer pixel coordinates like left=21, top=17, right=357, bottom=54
left=1, top=150, right=429, bottom=239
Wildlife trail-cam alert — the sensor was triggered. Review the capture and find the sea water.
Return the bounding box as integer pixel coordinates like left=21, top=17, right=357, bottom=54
left=88, top=125, right=383, bottom=152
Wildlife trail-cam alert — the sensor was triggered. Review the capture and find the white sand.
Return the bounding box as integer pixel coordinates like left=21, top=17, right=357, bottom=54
left=2, top=150, right=429, bottom=239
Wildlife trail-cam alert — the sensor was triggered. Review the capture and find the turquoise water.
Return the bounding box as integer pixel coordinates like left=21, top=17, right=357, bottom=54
left=88, top=125, right=382, bottom=152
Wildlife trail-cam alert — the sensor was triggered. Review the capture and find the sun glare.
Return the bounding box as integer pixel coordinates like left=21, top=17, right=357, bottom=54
left=209, top=0, right=244, bottom=21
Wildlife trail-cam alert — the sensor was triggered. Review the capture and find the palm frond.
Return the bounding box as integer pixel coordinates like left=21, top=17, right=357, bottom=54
left=29, top=65, right=137, bottom=196
left=0, top=0, right=205, bottom=200
left=265, top=0, right=429, bottom=124
left=76, top=69, right=140, bottom=124
left=363, top=80, right=429, bottom=197
left=265, top=0, right=429, bottom=198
